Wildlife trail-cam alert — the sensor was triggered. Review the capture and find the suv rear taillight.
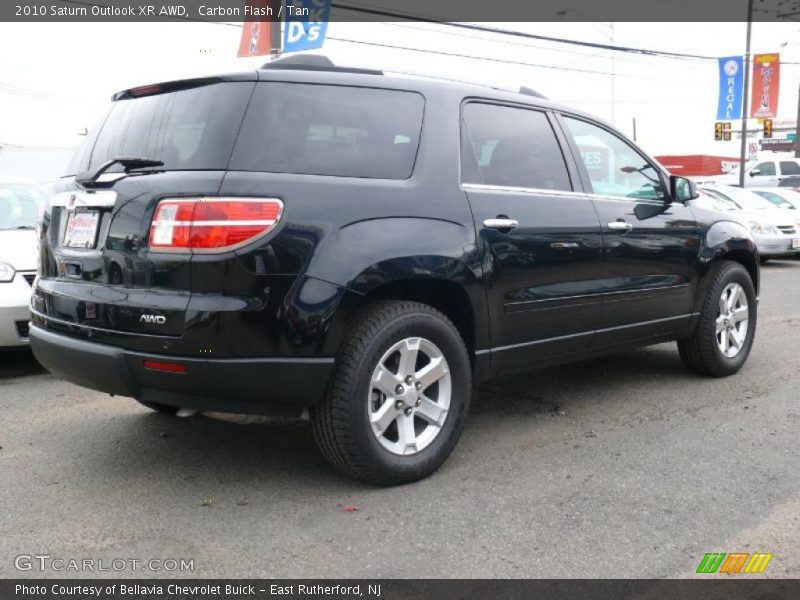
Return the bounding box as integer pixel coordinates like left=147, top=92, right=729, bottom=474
left=149, top=198, right=283, bottom=252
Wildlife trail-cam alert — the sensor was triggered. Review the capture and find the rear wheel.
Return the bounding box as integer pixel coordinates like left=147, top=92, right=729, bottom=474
left=678, top=261, right=756, bottom=377
left=311, top=300, right=471, bottom=485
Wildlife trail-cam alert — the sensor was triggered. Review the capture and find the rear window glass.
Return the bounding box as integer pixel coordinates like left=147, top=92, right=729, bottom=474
left=0, top=182, right=47, bottom=229
left=67, top=82, right=254, bottom=176
left=230, top=83, right=424, bottom=179
left=780, top=161, right=800, bottom=175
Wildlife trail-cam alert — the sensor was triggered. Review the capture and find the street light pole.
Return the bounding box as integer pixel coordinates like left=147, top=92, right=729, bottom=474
left=795, top=81, right=800, bottom=158
left=739, top=0, right=754, bottom=188
left=610, top=22, right=616, bottom=127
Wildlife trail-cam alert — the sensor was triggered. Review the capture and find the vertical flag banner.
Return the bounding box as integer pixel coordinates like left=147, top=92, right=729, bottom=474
left=750, top=53, right=780, bottom=118
left=237, top=0, right=279, bottom=57
left=283, top=0, right=331, bottom=53
left=716, top=56, right=744, bottom=120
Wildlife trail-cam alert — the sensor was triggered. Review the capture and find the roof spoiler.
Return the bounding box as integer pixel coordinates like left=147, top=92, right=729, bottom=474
left=261, top=54, right=383, bottom=76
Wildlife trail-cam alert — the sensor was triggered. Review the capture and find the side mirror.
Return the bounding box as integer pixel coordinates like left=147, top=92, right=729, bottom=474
left=670, top=175, right=698, bottom=202
left=750, top=169, right=760, bottom=177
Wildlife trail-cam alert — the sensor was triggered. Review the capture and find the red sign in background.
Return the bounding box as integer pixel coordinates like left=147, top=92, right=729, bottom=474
left=237, top=0, right=279, bottom=57
left=750, top=53, right=780, bottom=118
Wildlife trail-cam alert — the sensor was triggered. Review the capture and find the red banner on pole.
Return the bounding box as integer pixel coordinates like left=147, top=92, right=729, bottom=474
left=750, top=53, right=780, bottom=118
left=237, top=0, right=279, bottom=57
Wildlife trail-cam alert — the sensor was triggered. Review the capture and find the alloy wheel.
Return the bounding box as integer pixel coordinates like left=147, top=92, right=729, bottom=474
left=716, top=282, right=749, bottom=358
left=368, top=337, right=452, bottom=456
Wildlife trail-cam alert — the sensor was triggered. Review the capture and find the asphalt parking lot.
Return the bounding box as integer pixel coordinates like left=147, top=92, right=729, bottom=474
left=1, top=261, right=799, bottom=579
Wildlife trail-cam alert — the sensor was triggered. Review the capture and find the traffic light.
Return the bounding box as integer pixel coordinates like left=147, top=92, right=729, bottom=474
left=715, top=122, right=723, bottom=141
left=763, top=119, right=773, bottom=138
left=723, top=122, right=732, bottom=141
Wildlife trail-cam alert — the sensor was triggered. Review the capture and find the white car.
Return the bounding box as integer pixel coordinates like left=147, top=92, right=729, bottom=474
left=697, top=185, right=800, bottom=260
left=751, top=187, right=800, bottom=211
left=0, top=179, right=47, bottom=348
left=698, top=157, right=800, bottom=188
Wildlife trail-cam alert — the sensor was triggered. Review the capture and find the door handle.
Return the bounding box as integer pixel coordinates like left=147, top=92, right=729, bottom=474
left=607, top=221, right=633, bottom=232
left=484, top=217, right=519, bottom=231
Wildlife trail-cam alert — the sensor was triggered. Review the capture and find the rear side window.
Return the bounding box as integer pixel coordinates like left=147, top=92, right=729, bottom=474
left=780, top=161, right=800, bottom=175
left=460, top=103, right=572, bottom=191
left=230, top=83, right=424, bottom=179
left=81, top=82, right=254, bottom=174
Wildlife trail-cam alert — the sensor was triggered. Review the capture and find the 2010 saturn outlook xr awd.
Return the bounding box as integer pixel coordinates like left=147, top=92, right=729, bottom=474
left=30, top=56, right=760, bottom=485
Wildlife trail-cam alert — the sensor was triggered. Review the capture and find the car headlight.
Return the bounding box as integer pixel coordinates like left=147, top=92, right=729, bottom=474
left=0, top=262, right=15, bottom=283
left=749, top=222, right=778, bottom=235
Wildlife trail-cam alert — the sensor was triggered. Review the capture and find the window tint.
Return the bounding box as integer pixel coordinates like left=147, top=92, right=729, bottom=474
left=753, top=162, right=776, bottom=176
left=231, top=83, right=424, bottom=179
left=780, top=161, right=800, bottom=175
left=753, top=190, right=788, bottom=206
left=460, top=103, right=572, bottom=191
left=564, top=117, right=666, bottom=201
left=85, top=82, right=253, bottom=174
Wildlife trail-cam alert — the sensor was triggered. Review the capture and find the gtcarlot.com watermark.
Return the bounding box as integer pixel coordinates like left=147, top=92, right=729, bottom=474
left=15, top=554, right=195, bottom=573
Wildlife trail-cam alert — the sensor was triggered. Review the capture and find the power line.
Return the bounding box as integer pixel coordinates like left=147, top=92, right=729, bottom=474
left=323, top=36, right=708, bottom=82
left=332, top=2, right=720, bottom=60
left=343, top=14, right=704, bottom=70
left=336, top=2, right=800, bottom=65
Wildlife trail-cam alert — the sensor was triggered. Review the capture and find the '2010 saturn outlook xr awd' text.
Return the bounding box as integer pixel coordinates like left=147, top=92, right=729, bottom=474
left=30, top=56, right=759, bottom=485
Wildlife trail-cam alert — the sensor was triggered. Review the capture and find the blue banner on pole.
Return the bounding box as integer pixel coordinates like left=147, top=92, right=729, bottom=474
left=716, top=56, right=744, bottom=120
left=283, top=0, right=331, bottom=53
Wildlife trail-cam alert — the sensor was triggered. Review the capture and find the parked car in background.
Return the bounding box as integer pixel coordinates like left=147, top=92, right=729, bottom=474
left=699, top=185, right=800, bottom=260
left=699, top=157, right=800, bottom=188
left=0, top=178, right=47, bottom=348
left=751, top=187, right=800, bottom=210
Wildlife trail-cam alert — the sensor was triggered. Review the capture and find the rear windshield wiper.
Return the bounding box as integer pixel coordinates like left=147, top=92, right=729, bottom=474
left=76, top=157, right=164, bottom=187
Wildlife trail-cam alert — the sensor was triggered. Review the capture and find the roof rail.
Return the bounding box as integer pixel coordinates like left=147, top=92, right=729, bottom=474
left=261, top=54, right=383, bottom=76
left=519, top=86, right=548, bottom=99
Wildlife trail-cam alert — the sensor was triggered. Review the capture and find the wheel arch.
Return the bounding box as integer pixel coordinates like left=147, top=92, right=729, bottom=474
left=321, top=261, right=487, bottom=366
left=353, top=278, right=478, bottom=356
left=694, top=220, right=760, bottom=313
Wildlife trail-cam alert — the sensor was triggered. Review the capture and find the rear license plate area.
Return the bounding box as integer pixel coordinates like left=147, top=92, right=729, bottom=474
left=63, top=210, right=100, bottom=249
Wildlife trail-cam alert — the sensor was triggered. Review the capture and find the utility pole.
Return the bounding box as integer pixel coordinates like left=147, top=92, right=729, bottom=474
left=739, top=0, right=754, bottom=188
left=610, top=22, right=616, bottom=127
left=795, top=81, right=800, bottom=158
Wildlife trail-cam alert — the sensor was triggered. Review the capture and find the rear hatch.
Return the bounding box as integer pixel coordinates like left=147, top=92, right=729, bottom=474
left=35, top=77, right=256, bottom=339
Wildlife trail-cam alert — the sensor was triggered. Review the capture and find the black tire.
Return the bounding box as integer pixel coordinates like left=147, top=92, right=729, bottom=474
left=310, top=300, right=472, bottom=486
left=134, top=398, right=180, bottom=415
left=678, top=261, right=757, bottom=377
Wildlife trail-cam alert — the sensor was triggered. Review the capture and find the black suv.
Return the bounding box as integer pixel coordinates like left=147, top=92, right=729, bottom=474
left=31, top=56, right=759, bottom=485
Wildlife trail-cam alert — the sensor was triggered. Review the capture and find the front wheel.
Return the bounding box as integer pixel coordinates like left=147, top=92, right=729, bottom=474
left=311, top=300, right=472, bottom=485
left=678, top=261, right=757, bottom=377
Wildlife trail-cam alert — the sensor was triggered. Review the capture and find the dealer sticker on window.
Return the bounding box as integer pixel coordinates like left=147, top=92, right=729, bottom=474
left=64, top=210, right=100, bottom=249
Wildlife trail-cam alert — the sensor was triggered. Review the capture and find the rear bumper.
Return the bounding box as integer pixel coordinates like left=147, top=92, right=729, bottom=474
left=29, top=324, right=334, bottom=417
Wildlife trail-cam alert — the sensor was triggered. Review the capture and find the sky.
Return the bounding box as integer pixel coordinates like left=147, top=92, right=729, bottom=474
left=0, top=20, right=798, bottom=159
